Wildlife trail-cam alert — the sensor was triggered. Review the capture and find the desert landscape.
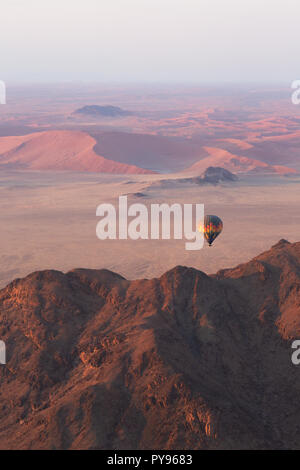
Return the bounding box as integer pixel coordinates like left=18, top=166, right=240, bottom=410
left=0, top=168, right=300, bottom=290
left=0, top=84, right=300, bottom=290
left=1, top=0, right=300, bottom=454
left=0, top=82, right=300, bottom=451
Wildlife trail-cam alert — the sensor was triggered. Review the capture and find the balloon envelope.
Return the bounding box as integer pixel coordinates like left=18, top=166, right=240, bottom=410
left=199, top=215, right=223, bottom=246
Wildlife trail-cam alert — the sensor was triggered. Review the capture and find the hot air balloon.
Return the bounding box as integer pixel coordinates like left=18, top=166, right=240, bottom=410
left=199, top=215, right=223, bottom=247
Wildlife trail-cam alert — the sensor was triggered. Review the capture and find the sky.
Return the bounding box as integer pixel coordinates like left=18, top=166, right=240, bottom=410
left=0, top=0, right=299, bottom=83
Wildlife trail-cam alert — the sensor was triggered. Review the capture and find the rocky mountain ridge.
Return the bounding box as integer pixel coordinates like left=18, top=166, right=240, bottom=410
left=0, top=240, right=300, bottom=449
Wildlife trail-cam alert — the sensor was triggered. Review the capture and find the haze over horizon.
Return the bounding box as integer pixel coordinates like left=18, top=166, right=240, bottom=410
left=1, top=0, right=300, bottom=84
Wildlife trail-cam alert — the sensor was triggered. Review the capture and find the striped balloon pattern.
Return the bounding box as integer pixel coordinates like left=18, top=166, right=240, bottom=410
left=199, top=215, right=223, bottom=246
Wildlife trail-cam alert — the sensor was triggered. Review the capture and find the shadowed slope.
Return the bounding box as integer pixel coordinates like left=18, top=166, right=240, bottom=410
left=0, top=241, right=300, bottom=449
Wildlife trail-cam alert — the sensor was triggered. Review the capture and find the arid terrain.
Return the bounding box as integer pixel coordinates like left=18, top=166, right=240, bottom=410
left=2, top=0, right=300, bottom=452
left=0, top=240, right=300, bottom=449
left=0, top=84, right=300, bottom=450
left=0, top=84, right=300, bottom=289
left=0, top=170, right=300, bottom=289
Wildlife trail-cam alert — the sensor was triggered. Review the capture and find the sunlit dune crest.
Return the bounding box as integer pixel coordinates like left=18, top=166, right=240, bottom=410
left=0, top=130, right=154, bottom=174
left=218, top=138, right=253, bottom=150
left=0, top=134, right=36, bottom=154
left=184, top=147, right=297, bottom=175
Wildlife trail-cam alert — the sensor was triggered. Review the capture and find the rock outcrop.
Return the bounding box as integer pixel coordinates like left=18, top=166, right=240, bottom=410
left=0, top=241, right=300, bottom=449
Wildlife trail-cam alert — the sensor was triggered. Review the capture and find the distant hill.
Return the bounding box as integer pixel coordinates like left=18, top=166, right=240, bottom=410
left=1, top=241, right=300, bottom=448
left=200, top=166, right=238, bottom=183
left=74, top=105, right=132, bottom=118
left=146, top=166, right=238, bottom=191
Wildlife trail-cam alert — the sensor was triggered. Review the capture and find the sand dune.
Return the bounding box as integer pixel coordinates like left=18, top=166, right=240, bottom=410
left=217, top=138, right=254, bottom=150
left=0, top=130, right=154, bottom=174
left=0, top=134, right=36, bottom=153
left=254, top=130, right=300, bottom=143
left=184, top=147, right=296, bottom=175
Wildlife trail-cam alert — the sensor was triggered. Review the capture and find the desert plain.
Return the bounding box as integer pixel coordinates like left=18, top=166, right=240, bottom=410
left=0, top=83, right=300, bottom=287
left=0, top=170, right=300, bottom=288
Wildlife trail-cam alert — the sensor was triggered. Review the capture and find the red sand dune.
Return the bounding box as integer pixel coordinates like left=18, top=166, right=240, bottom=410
left=184, top=147, right=297, bottom=175
left=0, top=130, right=154, bottom=174
left=253, top=130, right=300, bottom=143
left=217, top=138, right=254, bottom=151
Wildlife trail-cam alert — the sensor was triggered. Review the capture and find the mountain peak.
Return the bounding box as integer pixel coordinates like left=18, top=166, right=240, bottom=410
left=201, top=166, right=238, bottom=183
left=1, top=242, right=300, bottom=449
left=271, top=238, right=291, bottom=249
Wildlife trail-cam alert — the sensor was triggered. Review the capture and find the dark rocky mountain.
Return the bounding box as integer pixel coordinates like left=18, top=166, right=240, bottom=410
left=200, top=166, right=238, bottom=183
left=74, top=105, right=132, bottom=118
left=146, top=166, right=238, bottom=191
left=0, top=240, right=300, bottom=449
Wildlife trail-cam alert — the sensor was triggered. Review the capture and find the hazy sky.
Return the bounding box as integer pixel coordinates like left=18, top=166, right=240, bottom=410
left=1, top=0, right=299, bottom=83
